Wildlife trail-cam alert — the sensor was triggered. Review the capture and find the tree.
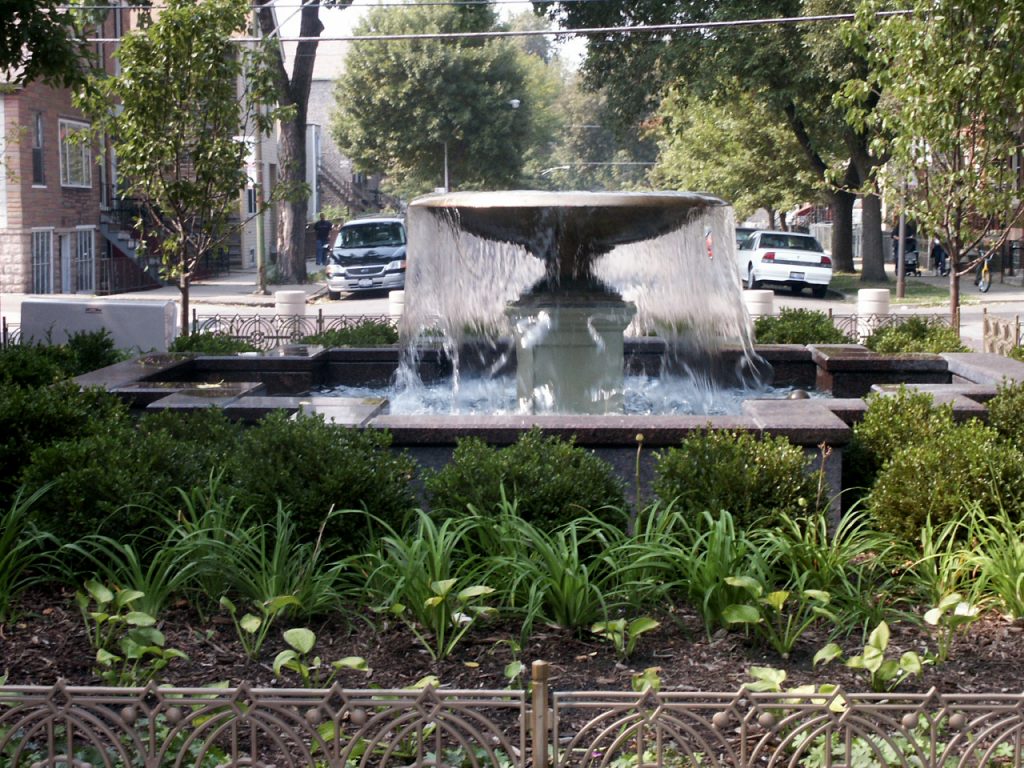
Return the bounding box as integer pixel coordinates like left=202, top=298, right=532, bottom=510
left=650, top=85, right=819, bottom=224
left=843, top=0, right=1024, bottom=326
left=332, top=1, right=537, bottom=199
left=541, top=0, right=891, bottom=278
left=254, top=0, right=333, bottom=284
left=76, top=0, right=298, bottom=336
left=1, top=0, right=93, bottom=87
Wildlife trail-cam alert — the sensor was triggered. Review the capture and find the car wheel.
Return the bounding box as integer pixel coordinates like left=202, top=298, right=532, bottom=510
left=746, top=267, right=760, bottom=290
left=790, top=284, right=803, bottom=295
left=328, top=290, right=341, bottom=300
left=811, top=285, right=828, bottom=298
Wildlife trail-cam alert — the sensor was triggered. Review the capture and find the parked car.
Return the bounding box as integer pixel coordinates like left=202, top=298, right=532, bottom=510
left=736, top=230, right=832, bottom=297
left=735, top=226, right=757, bottom=248
left=325, top=215, right=407, bottom=299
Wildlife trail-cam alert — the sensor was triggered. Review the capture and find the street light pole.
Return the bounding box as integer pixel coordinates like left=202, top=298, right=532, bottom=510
left=443, top=140, right=449, bottom=193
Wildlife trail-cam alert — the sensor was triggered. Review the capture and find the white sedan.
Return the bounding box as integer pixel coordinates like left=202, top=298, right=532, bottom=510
left=736, top=230, right=832, bottom=297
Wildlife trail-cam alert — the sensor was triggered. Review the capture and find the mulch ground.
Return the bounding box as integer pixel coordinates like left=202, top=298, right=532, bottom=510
left=3, top=587, right=1024, bottom=696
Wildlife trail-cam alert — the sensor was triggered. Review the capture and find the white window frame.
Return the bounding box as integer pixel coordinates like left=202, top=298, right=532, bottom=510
left=31, top=229, right=54, bottom=294
left=59, top=118, right=92, bottom=188
left=75, top=227, right=96, bottom=293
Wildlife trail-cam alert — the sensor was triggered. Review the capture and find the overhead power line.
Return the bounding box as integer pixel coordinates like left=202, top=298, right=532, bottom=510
left=84, top=10, right=912, bottom=43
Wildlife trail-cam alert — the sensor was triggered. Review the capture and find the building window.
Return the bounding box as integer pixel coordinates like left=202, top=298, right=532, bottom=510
left=32, top=112, right=45, bottom=185
left=247, top=186, right=257, bottom=215
left=31, top=230, right=53, bottom=294
left=59, top=119, right=92, bottom=188
left=75, top=228, right=95, bottom=293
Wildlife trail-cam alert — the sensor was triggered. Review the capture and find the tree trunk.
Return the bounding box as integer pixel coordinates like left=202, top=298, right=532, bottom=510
left=829, top=188, right=855, bottom=273
left=256, top=0, right=326, bottom=284
left=859, top=192, right=888, bottom=282
left=179, top=272, right=190, bottom=338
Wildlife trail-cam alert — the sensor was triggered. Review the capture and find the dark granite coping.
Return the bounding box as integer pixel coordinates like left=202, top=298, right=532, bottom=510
left=871, top=381, right=998, bottom=403
left=75, top=355, right=186, bottom=389
left=300, top=396, right=388, bottom=427
left=809, top=344, right=948, bottom=372
left=144, top=381, right=264, bottom=411
left=742, top=399, right=851, bottom=446
left=942, top=352, right=1024, bottom=386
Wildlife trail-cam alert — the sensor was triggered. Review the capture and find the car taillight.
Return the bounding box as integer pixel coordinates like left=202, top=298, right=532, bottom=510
left=821, top=255, right=832, bottom=267
left=761, top=251, right=776, bottom=263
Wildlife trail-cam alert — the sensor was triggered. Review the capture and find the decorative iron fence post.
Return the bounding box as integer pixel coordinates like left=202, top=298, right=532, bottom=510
left=532, top=660, right=550, bottom=767
left=318, top=308, right=324, bottom=335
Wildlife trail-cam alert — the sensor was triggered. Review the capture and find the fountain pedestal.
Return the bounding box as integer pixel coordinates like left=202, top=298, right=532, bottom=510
left=508, top=295, right=636, bottom=414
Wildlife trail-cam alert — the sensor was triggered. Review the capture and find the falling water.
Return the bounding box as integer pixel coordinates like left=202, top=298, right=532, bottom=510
left=390, top=191, right=769, bottom=414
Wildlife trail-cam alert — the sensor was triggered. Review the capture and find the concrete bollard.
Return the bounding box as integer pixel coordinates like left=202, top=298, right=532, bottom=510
left=275, top=289, right=307, bottom=318
left=388, top=290, right=405, bottom=318
left=857, top=288, right=890, bottom=342
left=742, top=289, right=774, bottom=318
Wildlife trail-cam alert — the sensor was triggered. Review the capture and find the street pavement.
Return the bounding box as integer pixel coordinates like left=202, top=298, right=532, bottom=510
left=4, top=257, right=1024, bottom=350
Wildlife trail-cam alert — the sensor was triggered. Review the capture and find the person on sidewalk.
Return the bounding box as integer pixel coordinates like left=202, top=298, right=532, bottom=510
left=930, top=237, right=949, bottom=276
left=313, top=213, right=333, bottom=267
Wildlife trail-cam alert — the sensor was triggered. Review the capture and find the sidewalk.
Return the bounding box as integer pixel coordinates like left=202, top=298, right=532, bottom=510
left=128, top=259, right=328, bottom=307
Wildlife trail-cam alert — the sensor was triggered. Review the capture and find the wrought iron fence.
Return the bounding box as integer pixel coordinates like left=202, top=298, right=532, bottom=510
left=191, top=311, right=400, bottom=350
left=3, top=665, right=1024, bottom=767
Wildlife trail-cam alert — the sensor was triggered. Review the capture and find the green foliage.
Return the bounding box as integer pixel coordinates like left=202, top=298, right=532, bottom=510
left=752, top=508, right=906, bottom=636
left=956, top=501, right=1024, bottom=620
left=219, top=594, right=300, bottom=660
left=984, top=379, right=1024, bottom=451
left=814, top=621, right=924, bottom=693
left=923, top=592, right=980, bottom=664
left=168, top=332, right=259, bottom=355
left=75, top=579, right=187, bottom=685
left=653, top=430, right=822, bottom=528
left=845, top=388, right=955, bottom=496
left=0, top=0, right=92, bottom=88
left=353, top=509, right=492, bottom=661
left=591, top=617, right=661, bottom=661
left=272, top=627, right=369, bottom=687
left=424, top=428, right=626, bottom=531
left=331, top=1, right=543, bottom=197
left=0, top=485, right=59, bottom=622
left=866, top=419, right=1024, bottom=541
left=723, top=576, right=834, bottom=658
left=20, top=409, right=236, bottom=544
left=225, top=412, right=417, bottom=554
left=0, top=330, right=128, bottom=387
left=865, top=317, right=967, bottom=353
left=753, top=309, right=854, bottom=345
left=302, top=321, right=399, bottom=347
left=75, top=0, right=300, bottom=334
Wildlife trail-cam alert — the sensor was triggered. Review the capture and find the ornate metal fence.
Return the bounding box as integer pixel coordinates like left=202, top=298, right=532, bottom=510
left=191, top=311, right=399, bottom=350
left=3, top=665, right=1024, bottom=767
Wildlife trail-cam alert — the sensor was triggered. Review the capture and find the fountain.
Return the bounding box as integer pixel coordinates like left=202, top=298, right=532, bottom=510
left=400, top=191, right=765, bottom=415
left=73, top=190, right=1024, bottom=507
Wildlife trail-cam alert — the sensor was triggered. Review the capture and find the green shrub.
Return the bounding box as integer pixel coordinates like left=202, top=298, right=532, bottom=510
left=423, top=428, right=627, bottom=531
left=169, top=332, right=259, bottom=354
left=985, top=379, right=1024, bottom=451
left=224, top=411, right=417, bottom=554
left=302, top=321, right=399, bottom=347
left=652, top=429, right=823, bottom=528
left=865, top=317, right=968, bottom=353
left=0, top=331, right=128, bottom=387
left=845, top=388, right=955, bottom=497
left=867, top=419, right=1024, bottom=541
left=19, top=410, right=241, bottom=547
left=1008, top=345, right=1024, bottom=363
left=0, top=382, right=129, bottom=508
left=753, top=309, right=853, bottom=345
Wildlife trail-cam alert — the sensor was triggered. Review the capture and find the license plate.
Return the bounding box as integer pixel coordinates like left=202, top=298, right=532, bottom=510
left=789, top=271, right=804, bottom=280
left=358, top=278, right=373, bottom=287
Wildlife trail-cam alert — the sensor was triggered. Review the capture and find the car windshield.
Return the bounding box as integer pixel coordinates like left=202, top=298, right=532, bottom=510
left=758, top=233, right=823, bottom=252
left=337, top=222, right=405, bottom=249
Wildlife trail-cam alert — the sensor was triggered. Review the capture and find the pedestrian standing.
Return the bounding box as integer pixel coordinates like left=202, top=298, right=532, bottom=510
left=313, top=213, right=333, bottom=266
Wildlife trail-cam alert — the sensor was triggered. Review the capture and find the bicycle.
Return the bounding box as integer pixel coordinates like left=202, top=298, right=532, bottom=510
left=975, top=251, right=993, bottom=293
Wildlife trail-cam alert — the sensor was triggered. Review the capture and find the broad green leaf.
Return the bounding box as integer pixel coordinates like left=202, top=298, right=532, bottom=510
left=725, top=575, right=762, bottom=596
left=273, top=649, right=299, bottom=676
left=114, top=589, right=145, bottom=608
left=125, top=611, right=156, bottom=627
left=900, top=652, right=923, bottom=676
left=431, top=579, right=457, bottom=596
left=457, top=585, right=495, bottom=601
left=765, top=591, right=789, bottom=612
left=96, top=648, right=120, bottom=666
left=85, top=580, right=114, bottom=605
left=861, top=645, right=884, bottom=674
left=722, top=604, right=761, bottom=624
left=813, top=643, right=843, bottom=666
left=333, top=656, right=369, bottom=672
left=240, top=613, right=262, bottom=634
left=868, top=621, right=890, bottom=651
left=283, top=627, right=316, bottom=654
left=628, top=617, right=660, bottom=636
